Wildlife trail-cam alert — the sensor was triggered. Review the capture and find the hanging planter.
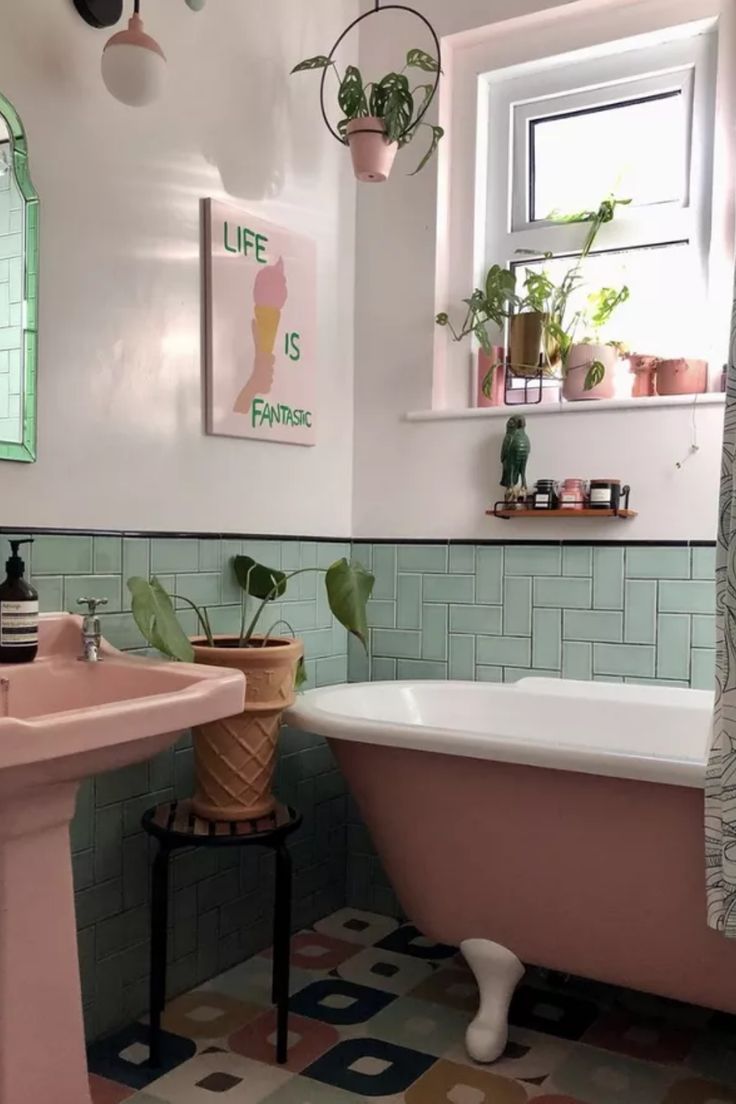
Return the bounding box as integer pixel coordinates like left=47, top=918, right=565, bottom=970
left=292, top=2, right=443, bottom=183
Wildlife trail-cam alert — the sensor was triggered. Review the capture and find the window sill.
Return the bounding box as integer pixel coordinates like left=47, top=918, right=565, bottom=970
left=405, top=392, right=726, bottom=423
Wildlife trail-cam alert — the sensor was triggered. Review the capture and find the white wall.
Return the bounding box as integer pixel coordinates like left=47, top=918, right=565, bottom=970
left=0, top=0, right=357, bottom=535
left=353, top=0, right=726, bottom=541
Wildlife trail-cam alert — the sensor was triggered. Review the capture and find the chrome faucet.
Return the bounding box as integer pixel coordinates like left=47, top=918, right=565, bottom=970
left=77, top=597, right=108, bottom=662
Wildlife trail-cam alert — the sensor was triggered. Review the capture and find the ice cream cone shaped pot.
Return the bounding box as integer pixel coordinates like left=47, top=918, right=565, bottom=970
left=190, top=636, right=303, bottom=821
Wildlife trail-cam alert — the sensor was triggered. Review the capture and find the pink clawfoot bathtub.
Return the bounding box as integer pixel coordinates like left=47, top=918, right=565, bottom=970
left=287, top=677, right=727, bottom=1063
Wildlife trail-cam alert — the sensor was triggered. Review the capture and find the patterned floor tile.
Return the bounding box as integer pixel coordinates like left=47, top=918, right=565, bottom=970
left=406, top=1057, right=528, bottom=1103
left=510, top=985, right=600, bottom=1041
left=87, top=1023, right=196, bottom=1091
left=446, top=1025, right=573, bottom=1084
left=304, top=1037, right=436, bottom=1097
left=376, top=924, right=458, bottom=962
left=315, top=908, right=401, bottom=947
left=338, top=947, right=434, bottom=995
left=290, top=977, right=396, bottom=1026
left=409, top=965, right=478, bottom=1013
left=161, top=990, right=262, bottom=1040
left=262, top=931, right=362, bottom=972
left=662, top=1077, right=736, bottom=1103
left=583, top=1007, right=697, bottom=1065
left=261, top=1075, right=369, bottom=1104
left=145, top=1050, right=291, bottom=1103
left=89, top=1073, right=137, bottom=1103
left=543, top=1043, right=678, bottom=1103
left=127, top=1096, right=167, bottom=1104
left=366, top=995, right=469, bottom=1057
left=229, top=1008, right=340, bottom=1072
left=201, top=954, right=315, bottom=1006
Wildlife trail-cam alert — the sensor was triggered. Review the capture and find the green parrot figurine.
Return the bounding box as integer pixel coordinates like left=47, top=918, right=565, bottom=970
left=500, top=416, right=531, bottom=503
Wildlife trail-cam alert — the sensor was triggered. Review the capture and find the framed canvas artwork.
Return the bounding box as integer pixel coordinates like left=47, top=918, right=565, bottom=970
left=202, top=199, right=316, bottom=446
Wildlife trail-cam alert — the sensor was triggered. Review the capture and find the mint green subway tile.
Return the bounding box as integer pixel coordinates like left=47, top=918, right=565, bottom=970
left=198, top=539, right=221, bottom=572
left=175, top=573, right=221, bottom=609
left=563, top=610, right=623, bottom=643
left=373, top=657, right=397, bottom=681
left=477, top=635, right=531, bottom=667
left=692, top=546, right=716, bottom=580
left=595, top=675, right=624, bottom=683
left=316, top=656, right=348, bottom=686
left=332, top=622, right=348, bottom=655
left=150, top=538, right=198, bottom=574
left=318, top=542, right=349, bottom=568
left=449, top=604, right=502, bottom=635
left=659, top=580, right=714, bottom=615
left=692, top=615, right=715, bottom=649
left=657, top=614, right=691, bottom=680
left=372, top=628, right=421, bottom=659
left=505, top=546, right=561, bottom=576
left=98, top=612, right=145, bottom=651
left=221, top=540, right=242, bottom=567
left=533, top=577, right=591, bottom=609
left=562, top=641, right=592, bottom=681
left=299, top=541, right=317, bottom=568
left=93, top=537, right=122, bottom=574
left=422, top=604, right=448, bottom=662
left=504, top=668, right=560, bottom=683
left=301, top=628, right=339, bottom=658
left=691, top=648, right=716, bottom=691
left=449, top=635, right=475, bottom=680
left=352, top=541, right=372, bottom=570
left=33, top=534, right=92, bottom=575
left=397, top=659, right=447, bottom=680
left=302, top=658, right=317, bottom=686
left=367, top=600, right=396, bottom=629
left=316, top=583, right=332, bottom=628
left=281, top=541, right=301, bottom=570
left=283, top=601, right=317, bottom=631
left=476, top=665, right=503, bottom=682
left=593, top=548, right=624, bottom=610
left=624, top=580, right=657, bottom=644
left=206, top=606, right=242, bottom=636
left=64, top=575, right=121, bottom=614
left=449, top=545, right=475, bottom=573
left=397, top=544, right=448, bottom=573
left=504, top=577, right=532, bottom=635
left=221, top=558, right=242, bottom=605
left=563, top=546, right=592, bottom=577
left=396, top=574, right=421, bottom=630
left=626, top=677, right=689, bottom=687
left=299, top=567, right=317, bottom=601
left=476, top=547, right=503, bottom=604
left=176, top=608, right=199, bottom=637
left=423, top=574, right=474, bottom=603
left=532, top=608, right=561, bottom=670
left=122, top=539, right=149, bottom=598
left=593, top=643, right=656, bottom=678
left=349, top=634, right=369, bottom=682
left=372, top=545, right=397, bottom=600
left=626, top=546, right=690, bottom=579
left=32, top=575, right=63, bottom=613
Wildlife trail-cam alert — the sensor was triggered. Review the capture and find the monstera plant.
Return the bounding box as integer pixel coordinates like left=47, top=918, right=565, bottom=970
left=128, top=556, right=374, bottom=824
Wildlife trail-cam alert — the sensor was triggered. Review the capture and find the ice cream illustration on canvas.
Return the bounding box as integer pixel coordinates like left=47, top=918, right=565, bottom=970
left=233, top=256, right=288, bottom=415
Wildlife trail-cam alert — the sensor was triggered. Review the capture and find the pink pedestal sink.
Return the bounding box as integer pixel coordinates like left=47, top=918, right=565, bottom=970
left=0, top=614, right=245, bottom=1104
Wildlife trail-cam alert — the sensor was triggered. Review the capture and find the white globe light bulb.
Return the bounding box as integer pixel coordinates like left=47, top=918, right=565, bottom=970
left=101, top=13, right=166, bottom=107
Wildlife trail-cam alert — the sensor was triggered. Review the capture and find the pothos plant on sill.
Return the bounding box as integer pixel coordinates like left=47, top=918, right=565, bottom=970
left=128, top=555, right=374, bottom=824
left=292, top=49, right=443, bottom=183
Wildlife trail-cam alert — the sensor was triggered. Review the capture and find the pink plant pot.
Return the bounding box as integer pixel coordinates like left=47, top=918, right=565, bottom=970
left=655, top=358, right=708, bottom=396
left=346, top=117, right=398, bottom=183
left=476, top=348, right=506, bottom=407
left=629, top=354, right=658, bottom=398
left=563, top=344, right=617, bottom=402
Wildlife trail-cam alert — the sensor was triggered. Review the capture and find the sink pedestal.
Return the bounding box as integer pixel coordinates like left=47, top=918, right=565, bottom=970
left=0, top=782, right=92, bottom=1104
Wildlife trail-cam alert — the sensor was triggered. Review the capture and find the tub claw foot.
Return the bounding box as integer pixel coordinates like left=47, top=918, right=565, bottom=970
left=460, top=939, right=525, bottom=1063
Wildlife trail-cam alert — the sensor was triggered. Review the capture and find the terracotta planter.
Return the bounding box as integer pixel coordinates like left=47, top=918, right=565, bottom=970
left=655, top=358, right=708, bottom=396
left=476, top=348, right=505, bottom=407
left=190, top=635, right=303, bottom=821
left=346, top=117, right=398, bottom=183
left=563, top=344, right=617, bottom=401
left=629, top=354, right=658, bottom=398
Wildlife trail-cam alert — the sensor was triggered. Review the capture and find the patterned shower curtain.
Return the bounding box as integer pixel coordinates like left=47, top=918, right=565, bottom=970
left=706, top=324, right=736, bottom=935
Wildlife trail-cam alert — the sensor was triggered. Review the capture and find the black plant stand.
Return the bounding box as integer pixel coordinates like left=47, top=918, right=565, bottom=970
left=141, top=799, right=302, bottom=1068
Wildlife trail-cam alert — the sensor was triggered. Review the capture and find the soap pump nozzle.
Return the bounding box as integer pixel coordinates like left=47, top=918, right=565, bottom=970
left=6, top=538, right=33, bottom=579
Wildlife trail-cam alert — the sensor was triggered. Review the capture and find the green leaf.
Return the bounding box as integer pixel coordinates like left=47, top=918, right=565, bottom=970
left=410, top=124, right=444, bottom=175
left=584, top=359, right=606, bottom=391
left=128, top=577, right=194, bottom=662
left=232, top=555, right=287, bottom=600
left=406, top=48, right=439, bottom=72
left=295, top=656, right=308, bottom=691
left=325, top=558, right=374, bottom=649
left=474, top=324, right=492, bottom=354
left=436, top=312, right=449, bottom=325
left=291, top=55, right=331, bottom=73
left=338, top=65, right=367, bottom=120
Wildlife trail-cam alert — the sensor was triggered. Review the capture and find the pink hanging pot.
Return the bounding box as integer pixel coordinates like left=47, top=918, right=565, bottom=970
left=346, top=117, right=398, bottom=183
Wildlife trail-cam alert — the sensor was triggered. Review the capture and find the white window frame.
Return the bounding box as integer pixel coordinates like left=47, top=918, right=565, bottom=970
left=432, top=0, right=736, bottom=412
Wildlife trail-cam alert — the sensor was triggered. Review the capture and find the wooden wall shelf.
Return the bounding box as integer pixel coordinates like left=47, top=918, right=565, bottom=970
left=488, top=507, right=638, bottom=520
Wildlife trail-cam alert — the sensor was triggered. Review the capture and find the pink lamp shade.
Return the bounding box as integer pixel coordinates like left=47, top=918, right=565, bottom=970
left=101, top=12, right=166, bottom=106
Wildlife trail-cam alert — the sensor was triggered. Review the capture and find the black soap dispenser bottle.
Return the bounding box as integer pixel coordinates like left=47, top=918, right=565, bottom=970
left=0, top=539, right=39, bottom=663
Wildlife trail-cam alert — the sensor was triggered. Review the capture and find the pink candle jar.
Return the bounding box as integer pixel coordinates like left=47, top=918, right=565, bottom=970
left=560, top=478, right=586, bottom=510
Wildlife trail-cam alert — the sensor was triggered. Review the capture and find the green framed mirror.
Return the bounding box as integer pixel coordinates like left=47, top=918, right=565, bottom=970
left=0, top=93, right=38, bottom=463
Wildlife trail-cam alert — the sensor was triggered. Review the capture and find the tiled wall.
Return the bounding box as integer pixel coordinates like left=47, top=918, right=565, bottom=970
left=345, top=540, right=718, bottom=917
left=4, top=531, right=350, bottom=1040
left=0, top=146, right=23, bottom=442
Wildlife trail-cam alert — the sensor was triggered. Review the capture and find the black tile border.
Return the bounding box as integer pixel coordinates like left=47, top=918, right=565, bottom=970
left=0, top=527, right=717, bottom=548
